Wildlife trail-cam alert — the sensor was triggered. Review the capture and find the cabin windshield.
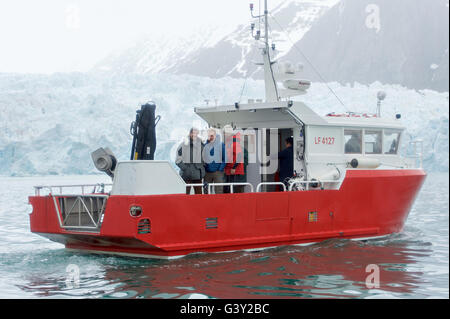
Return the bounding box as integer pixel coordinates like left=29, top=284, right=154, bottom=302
left=365, top=130, right=382, bottom=154
left=344, top=129, right=362, bottom=154
left=384, top=130, right=401, bottom=154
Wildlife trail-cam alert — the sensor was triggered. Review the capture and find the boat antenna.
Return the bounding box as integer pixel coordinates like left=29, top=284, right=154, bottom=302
left=250, top=0, right=279, bottom=102
left=269, top=13, right=349, bottom=111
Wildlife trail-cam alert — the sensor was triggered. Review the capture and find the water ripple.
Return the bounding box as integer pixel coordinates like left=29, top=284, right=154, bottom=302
left=0, top=173, right=448, bottom=298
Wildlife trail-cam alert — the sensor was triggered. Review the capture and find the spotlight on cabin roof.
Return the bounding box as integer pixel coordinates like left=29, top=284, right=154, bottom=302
left=377, top=91, right=387, bottom=101
left=376, top=91, right=387, bottom=117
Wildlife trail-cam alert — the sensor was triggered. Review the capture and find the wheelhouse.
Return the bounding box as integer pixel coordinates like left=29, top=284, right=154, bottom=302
left=194, top=100, right=415, bottom=193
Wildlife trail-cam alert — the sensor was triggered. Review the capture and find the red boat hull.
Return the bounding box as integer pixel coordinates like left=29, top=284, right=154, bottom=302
left=29, top=169, right=426, bottom=258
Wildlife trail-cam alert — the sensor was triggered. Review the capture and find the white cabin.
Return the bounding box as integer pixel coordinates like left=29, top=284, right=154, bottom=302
left=195, top=100, right=415, bottom=192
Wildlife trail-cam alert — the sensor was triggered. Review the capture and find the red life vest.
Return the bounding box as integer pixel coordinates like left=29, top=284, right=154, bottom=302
left=224, top=133, right=245, bottom=175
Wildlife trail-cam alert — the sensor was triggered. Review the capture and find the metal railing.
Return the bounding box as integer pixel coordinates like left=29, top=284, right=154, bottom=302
left=256, top=182, right=286, bottom=192
left=409, top=139, right=424, bottom=168
left=185, top=182, right=254, bottom=194
left=34, top=183, right=112, bottom=196
left=186, top=180, right=344, bottom=194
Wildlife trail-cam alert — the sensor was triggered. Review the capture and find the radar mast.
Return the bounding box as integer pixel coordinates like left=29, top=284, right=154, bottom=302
left=250, top=0, right=279, bottom=102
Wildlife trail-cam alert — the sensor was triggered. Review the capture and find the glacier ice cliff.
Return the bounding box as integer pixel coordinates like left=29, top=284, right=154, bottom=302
left=0, top=73, right=448, bottom=176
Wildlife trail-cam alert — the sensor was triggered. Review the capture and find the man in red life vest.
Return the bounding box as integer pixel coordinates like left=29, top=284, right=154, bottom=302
left=223, top=125, right=245, bottom=193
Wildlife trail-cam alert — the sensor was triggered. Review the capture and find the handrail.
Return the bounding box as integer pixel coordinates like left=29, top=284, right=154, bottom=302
left=185, top=182, right=254, bottom=194
left=409, top=139, right=424, bottom=168
left=209, top=182, right=254, bottom=194
left=34, top=183, right=112, bottom=196
left=256, top=182, right=286, bottom=192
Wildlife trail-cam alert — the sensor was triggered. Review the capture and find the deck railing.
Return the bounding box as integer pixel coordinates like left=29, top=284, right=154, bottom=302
left=408, top=139, right=424, bottom=168
left=186, top=180, right=342, bottom=194
left=34, top=183, right=112, bottom=196
left=186, top=182, right=254, bottom=194
left=33, top=178, right=344, bottom=199
left=256, top=182, right=286, bottom=192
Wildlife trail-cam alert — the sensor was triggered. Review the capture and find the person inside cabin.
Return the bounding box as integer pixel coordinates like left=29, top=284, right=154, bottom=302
left=388, top=139, right=398, bottom=154
left=203, top=128, right=226, bottom=194
left=235, top=144, right=249, bottom=193
left=345, top=131, right=362, bottom=154
left=278, top=136, right=294, bottom=186
left=223, top=125, right=245, bottom=193
left=175, top=127, right=205, bottom=194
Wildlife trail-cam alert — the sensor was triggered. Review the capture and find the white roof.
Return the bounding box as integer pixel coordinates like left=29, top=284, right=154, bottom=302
left=194, top=101, right=326, bottom=128
left=322, top=116, right=405, bottom=130
left=195, top=101, right=405, bottom=130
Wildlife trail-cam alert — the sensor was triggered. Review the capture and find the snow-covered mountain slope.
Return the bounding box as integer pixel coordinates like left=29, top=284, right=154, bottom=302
left=0, top=73, right=448, bottom=176
left=92, top=0, right=338, bottom=78
left=286, top=0, right=450, bottom=92
left=93, top=0, right=449, bottom=92
left=94, top=24, right=234, bottom=75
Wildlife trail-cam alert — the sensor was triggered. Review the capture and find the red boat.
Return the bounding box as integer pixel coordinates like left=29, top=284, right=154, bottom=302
left=28, top=1, right=426, bottom=259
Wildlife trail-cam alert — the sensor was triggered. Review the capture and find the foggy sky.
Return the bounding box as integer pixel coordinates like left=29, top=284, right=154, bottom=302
left=0, top=0, right=285, bottom=73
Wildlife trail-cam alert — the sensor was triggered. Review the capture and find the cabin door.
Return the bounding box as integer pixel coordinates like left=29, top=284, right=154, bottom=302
left=261, top=128, right=293, bottom=192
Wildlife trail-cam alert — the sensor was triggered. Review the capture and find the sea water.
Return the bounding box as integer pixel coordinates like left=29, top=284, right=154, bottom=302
left=0, top=173, right=448, bottom=299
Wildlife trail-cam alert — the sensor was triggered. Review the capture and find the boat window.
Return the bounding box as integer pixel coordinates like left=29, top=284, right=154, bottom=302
left=384, top=130, right=401, bottom=154
left=364, top=130, right=382, bottom=154
left=344, top=129, right=362, bottom=154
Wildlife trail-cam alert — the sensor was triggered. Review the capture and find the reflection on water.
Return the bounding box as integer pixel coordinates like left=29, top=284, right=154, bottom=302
left=0, top=173, right=448, bottom=299
left=8, top=233, right=437, bottom=299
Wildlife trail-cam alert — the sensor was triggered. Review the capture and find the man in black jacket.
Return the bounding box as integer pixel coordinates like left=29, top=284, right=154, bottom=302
left=278, top=137, right=294, bottom=186
left=176, top=128, right=205, bottom=194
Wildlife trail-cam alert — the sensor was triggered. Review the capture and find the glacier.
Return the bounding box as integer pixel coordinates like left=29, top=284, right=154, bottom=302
left=0, top=72, right=448, bottom=176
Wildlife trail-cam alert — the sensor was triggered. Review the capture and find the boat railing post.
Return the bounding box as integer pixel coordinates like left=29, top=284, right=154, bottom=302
left=32, top=184, right=112, bottom=197
left=185, top=182, right=254, bottom=194
left=409, top=139, right=424, bottom=169
left=256, top=182, right=286, bottom=192
left=200, top=183, right=253, bottom=194
left=417, top=140, right=424, bottom=168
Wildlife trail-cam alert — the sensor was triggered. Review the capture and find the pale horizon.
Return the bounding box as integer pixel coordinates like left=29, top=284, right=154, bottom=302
left=0, top=0, right=286, bottom=74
